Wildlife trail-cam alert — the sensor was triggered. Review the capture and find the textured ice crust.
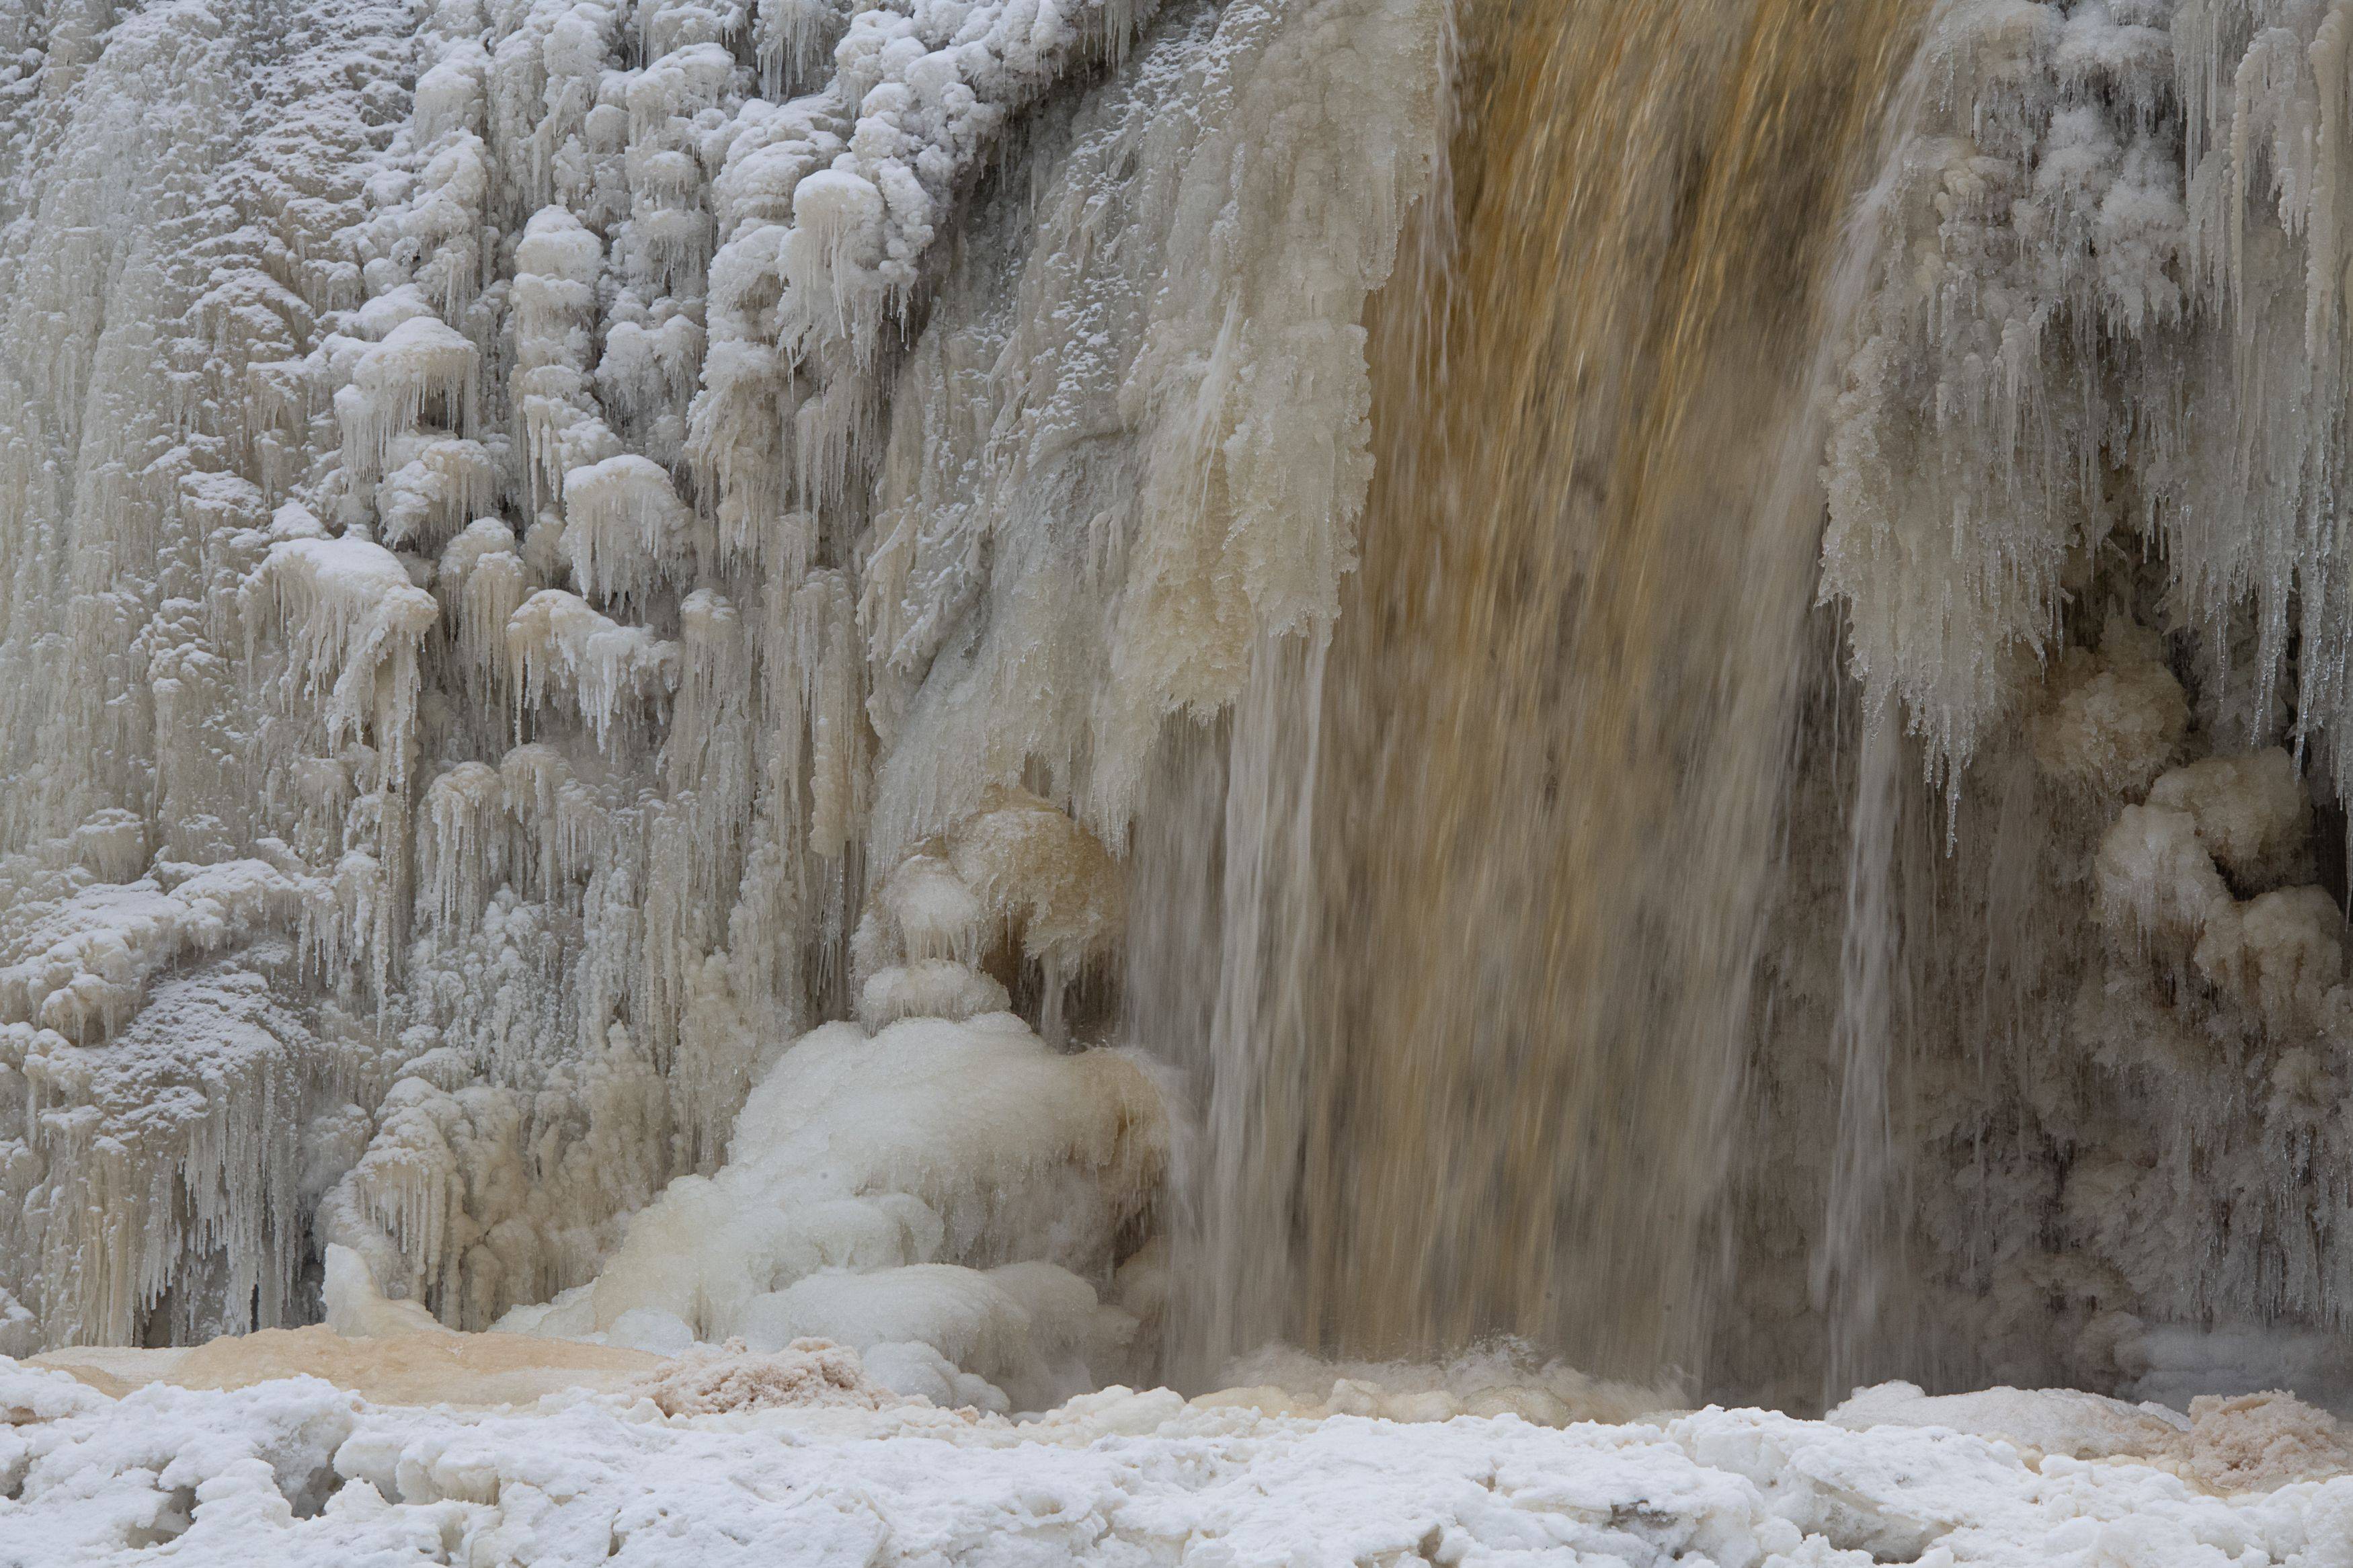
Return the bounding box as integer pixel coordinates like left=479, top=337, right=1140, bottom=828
left=3, top=1358, right=2352, bottom=1566
left=479, top=786, right=1164, bottom=1413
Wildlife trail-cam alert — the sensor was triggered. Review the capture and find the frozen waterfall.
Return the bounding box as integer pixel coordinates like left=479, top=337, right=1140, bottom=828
left=3, top=0, right=2353, bottom=1489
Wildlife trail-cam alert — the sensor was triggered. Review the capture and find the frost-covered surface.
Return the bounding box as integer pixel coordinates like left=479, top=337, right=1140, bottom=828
left=1822, top=0, right=2353, bottom=784
left=1817, top=0, right=2353, bottom=917
left=4, top=1358, right=2353, bottom=1567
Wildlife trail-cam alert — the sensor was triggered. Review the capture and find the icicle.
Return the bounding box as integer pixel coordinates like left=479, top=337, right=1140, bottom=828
left=560, top=453, right=693, bottom=606
left=248, top=537, right=441, bottom=778
left=506, top=589, right=680, bottom=746
left=424, top=763, right=506, bottom=931
left=376, top=437, right=498, bottom=550
left=335, top=317, right=480, bottom=493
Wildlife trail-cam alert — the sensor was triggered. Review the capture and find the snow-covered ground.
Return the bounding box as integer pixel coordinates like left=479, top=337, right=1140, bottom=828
left=3, top=1345, right=2351, bottom=1567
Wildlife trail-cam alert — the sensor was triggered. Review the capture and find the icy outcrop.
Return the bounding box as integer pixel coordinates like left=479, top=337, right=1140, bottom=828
left=1845, top=708, right=2353, bottom=1400
left=852, top=0, right=1446, bottom=849
left=557, top=454, right=692, bottom=610
left=852, top=786, right=1128, bottom=1036
left=1782, top=0, right=2353, bottom=1413
left=2096, top=740, right=2347, bottom=1030
left=249, top=534, right=440, bottom=778
left=2032, top=621, right=2190, bottom=797
left=2147, top=751, right=2315, bottom=890
left=504, top=588, right=680, bottom=743
left=335, top=315, right=479, bottom=491
left=0, top=859, right=307, bottom=1043
left=2090, top=744, right=2320, bottom=963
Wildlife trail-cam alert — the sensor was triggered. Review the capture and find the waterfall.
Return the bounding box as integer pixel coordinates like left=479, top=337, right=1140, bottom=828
left=4, top=0, right=2353, bottom=1425
left=1154, top=0, right=1923, bottom=1388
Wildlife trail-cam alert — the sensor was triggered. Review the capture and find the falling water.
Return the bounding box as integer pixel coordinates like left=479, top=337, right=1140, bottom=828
left=1158, top=0, right=1924, bottom=1389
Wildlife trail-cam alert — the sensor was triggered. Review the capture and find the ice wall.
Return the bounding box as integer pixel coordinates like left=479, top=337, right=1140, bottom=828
left=1779, top=0, right=2353, bottom=1410
left=0, top=0, right=1447, bottom=1387
left=1825, top=0, right=2353, bottom=791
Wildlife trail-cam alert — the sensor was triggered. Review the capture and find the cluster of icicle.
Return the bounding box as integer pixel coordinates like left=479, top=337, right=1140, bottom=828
left=1826, top=0, right=2353, bottom=790
left=0, top=0, right=1445, bottom=1405
left=1795, top=0, right=2353, bottom=1405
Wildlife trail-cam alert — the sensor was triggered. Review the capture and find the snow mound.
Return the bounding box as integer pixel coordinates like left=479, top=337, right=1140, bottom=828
left=624, top=1337, right=905, bottom=1417
left=1832, top=1380, right=2353, bottom=1495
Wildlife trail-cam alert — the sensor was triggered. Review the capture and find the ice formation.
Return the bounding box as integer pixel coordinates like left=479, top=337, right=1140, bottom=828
left=497, top=1006, right=1166, bottom=1411
left=1823, top=0, right=2353, bottom=793
left=0, top=0, right=1449, bottom=1415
